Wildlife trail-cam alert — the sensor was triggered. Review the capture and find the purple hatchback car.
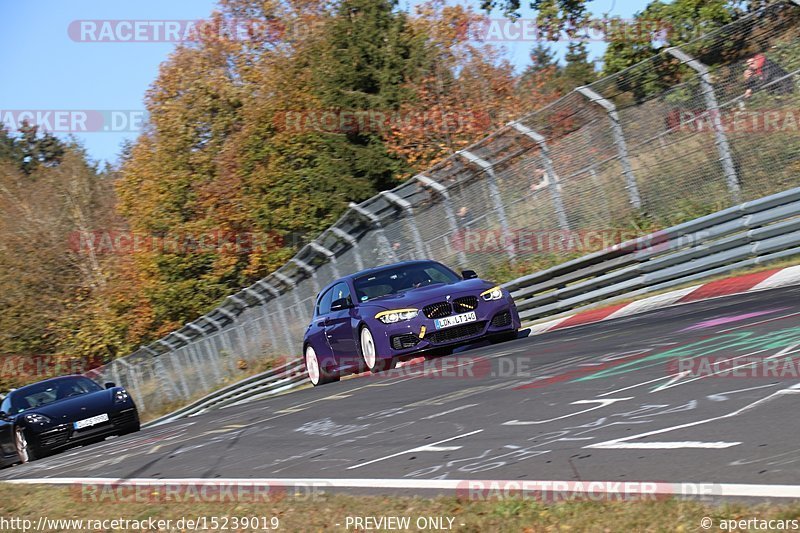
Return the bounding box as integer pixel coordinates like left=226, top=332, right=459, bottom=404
left=303, top=260, right=520, bottom=386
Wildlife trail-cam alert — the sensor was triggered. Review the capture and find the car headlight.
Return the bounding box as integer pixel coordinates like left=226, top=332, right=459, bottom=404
left=480, top=286, right=504, bottom=301
left=24, top=413, right=51, bottom=424
left=375, top=309, right=420, bottom=324
left=114, top=389, right=130, bottom=403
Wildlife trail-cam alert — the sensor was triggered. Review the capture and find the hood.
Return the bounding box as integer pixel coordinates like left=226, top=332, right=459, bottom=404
left=19, top=390, right=113, bottom=424
left=363, top=278, right=494, bottom=310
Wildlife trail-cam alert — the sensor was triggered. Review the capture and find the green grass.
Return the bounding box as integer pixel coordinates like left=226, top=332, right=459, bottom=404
left=2, top=484, right=800, bottom=532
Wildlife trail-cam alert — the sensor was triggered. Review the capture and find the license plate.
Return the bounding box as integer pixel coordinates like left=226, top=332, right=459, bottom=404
left=434, top=311, right=477, bottom=329
left=73, top=413, right=109, bottom=430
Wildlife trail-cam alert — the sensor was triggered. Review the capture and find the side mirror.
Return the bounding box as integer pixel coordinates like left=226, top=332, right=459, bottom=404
left=461, top=270, right=478, bottom=280
left=330, top=298, right=353, bottom=312
left=104, top=382, right=116, bottom=389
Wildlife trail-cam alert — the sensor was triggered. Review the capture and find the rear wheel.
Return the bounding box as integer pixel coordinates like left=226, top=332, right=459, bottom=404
left=360, top=326, right=396, bottom=373
left=305, top=344, right=338, bottom=386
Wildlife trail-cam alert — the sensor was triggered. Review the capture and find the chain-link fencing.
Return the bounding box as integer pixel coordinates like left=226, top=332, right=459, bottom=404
left=92, top=1, right=800, bottom=417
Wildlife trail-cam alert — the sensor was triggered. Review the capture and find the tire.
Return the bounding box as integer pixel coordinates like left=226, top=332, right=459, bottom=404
left=15, top=427, right=38, bottom=464
left=359, top=326, right=397, bottom=373
left=490, top=330, right=519, bottom=344
left=305, top=344, right=339, bottom=386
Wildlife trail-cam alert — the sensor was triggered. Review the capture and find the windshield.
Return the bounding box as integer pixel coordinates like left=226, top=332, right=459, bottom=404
left=354, top=262, right=461, bottom=302
left=8, top=376, right=103, bottom=414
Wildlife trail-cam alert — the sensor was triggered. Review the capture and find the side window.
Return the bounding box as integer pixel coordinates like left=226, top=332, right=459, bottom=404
left=1, top=396, right=10, bottom=414
left=425, top=266, right=451, bottom=284
left=331, top=282, right=352, bottom=307
left=317, top=288, right=334, bottom=316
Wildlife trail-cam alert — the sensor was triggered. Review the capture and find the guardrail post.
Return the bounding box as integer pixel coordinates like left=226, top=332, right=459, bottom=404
left=308, top=241, right=340, bottom=278
left=457, top=150, right=516, bottom=262
left=380, top=191, right=427, bottom=259
left=508, top=121, right=570, bottom=230
left=413, top=174, right=467, bottom=267
left=257, top=280, right=296, bottom=354
left=666, top=47, right=741, bottom=203
left=576, top=86, right=642, bottom=209
left=348, top=202, right=396, bottom=263
left=330, top=227, right=365, bottom=271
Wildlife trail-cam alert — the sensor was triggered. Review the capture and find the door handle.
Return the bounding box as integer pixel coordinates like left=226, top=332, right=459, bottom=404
left=317, top=321, right=325, bottom=327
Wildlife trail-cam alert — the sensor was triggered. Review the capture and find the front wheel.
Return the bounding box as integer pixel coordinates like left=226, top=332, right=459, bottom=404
left=305, top=344, right=339, bottom=386
left=360, top=326, right=396, bottom=373
left=15, top=427, right=38, bottom=464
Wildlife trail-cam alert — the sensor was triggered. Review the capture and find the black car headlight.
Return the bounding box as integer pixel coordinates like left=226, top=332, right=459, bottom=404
left=114, top=389, right=130, bottom=403
left=375, top=309, right=420, bottom=324
left=480, top=286, right=503, bottom=301
left=24, top=413, right=51, bottom=425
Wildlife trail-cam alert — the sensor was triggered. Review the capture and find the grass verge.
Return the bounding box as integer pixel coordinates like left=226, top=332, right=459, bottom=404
left=1, top=484, right=800, bottom=532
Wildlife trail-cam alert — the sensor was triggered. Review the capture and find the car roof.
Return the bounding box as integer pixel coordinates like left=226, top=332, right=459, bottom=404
left=319, top=260, right=444, bottom=294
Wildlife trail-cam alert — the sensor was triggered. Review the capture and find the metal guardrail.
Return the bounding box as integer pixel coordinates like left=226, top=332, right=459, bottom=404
left=149, top=187, right=800, bottom=423
left=91, top=0, right=800, bottom=418
left=143, top=360, right=306, bottom=427
left=504, top=186, right=800, bottom=322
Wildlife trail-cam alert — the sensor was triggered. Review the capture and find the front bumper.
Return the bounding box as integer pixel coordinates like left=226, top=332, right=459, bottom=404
left=26, top=407, right=139, bottom=453
left=372, top=296, right=520, bottom=358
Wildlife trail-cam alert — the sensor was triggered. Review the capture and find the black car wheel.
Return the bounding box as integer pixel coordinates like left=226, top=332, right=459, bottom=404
left=15, top=427, right=38, bottom=464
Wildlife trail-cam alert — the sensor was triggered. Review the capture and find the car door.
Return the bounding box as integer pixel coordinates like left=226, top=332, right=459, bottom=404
left=307, top=287, right=335, bottom=364
left=324, top=282, right=359, bottom=367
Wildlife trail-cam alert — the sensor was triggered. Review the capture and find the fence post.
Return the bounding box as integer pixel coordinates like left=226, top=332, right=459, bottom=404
left=308, top=241, right=340, bottom=278
left=330, top=227, right=365, bottom=271
left=576, top=86, right=642, bottom=209
left=274, top=271, right=309, bottom=323
left=666, top=47, right=741, bottom=203
left=348, top=202, right=396, bottom=263
left=380, top=190, right=427, bottom=259
left=508, top=121, right=570, bottom=230
left=157, top=338, right=190, bottom=399
left=291, top=258, right=321, bottom=297
left=457, top=150, right=516, bottom=262
left=413, top=174, right=467, bottom=267
left=256, top=280, right=296, bottom=355
left=142, top=345, right=179, bottom=401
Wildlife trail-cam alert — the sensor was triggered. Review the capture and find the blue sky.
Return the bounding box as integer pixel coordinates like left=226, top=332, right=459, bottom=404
left=0, top=0, right=651, bottom=165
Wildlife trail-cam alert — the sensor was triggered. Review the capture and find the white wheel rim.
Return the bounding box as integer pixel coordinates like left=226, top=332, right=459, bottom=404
left=15, top=428, right=29, bottom=463
left=361, top=328, right=376, bottom=368
left=306, top=346, right=320, bottom=385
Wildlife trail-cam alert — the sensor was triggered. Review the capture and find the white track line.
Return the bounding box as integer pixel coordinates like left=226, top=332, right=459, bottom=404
left=346, top=429, right=484, bottom=470
left=5, top=477, right=800, bottom=499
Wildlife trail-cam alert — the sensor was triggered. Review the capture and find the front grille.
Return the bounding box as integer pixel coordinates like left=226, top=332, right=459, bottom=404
left=428, top=321, right=486, bottom=344
left=423, top=302, right=452, bottom=319
left=39, top=426, right=70, bottom=448
left=391, top=334, right=421, bottom=350
left=111, top=409, right=138, bottom=429
left=491, top=311, right=512, bottom=328
left=453, top=296, right=479, bottom=313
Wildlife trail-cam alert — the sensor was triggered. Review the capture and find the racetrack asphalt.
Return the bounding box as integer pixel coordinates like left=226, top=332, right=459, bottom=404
left=4, top=286, right=800, bottom=499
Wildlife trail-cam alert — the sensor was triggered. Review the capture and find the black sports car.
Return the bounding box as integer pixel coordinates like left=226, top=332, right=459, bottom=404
left=0, top=375, right=140, bottom=466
